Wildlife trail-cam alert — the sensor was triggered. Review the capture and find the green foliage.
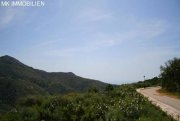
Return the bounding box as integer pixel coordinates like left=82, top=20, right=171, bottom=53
left=0, top=55, right=176, bottom=120
left=0, top=55, right=107, bottom=112
left=0, top=85, right=174, bottom=121
left=88, top=87, right=99, bottom=93
left=160, top=57, right=180, bottom=92
left=134, top=77, right=161, bottom=88
left=0, top=77, right=17, bottom=105
left=0, top=55, right=107, bottom=94
left=105, top=84, right=114, bottom=92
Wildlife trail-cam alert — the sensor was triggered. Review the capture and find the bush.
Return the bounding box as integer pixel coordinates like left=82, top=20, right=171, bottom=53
left=0, top=85, right=175, bottom=121
left=160, top=57, right=180, bottom=92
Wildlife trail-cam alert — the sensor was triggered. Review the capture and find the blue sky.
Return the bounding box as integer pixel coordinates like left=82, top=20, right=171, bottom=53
left=0, top=0, right=180, bottom=84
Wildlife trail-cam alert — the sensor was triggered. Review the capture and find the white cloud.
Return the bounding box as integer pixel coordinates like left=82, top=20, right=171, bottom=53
left=29, top=19, right=167, bottom=58
left=0, top=8, right=24, bottom=29
left=38, top=39, right=115, bottom=57
left=75, top=7, right=112, bottom=23
left=113, top=20, right=168, bottom=44
left=35, top=40, right=61, bottom=48
left=28, top=36, right=116, bottom=58
left=26, top=14, right=169, bottom=64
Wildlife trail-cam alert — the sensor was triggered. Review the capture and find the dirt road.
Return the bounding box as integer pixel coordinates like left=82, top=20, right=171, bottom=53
left=137, top=87, right=180, bottom=121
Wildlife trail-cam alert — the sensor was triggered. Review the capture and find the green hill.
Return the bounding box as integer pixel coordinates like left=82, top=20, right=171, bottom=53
left=0, top=55, right=107, bottom=112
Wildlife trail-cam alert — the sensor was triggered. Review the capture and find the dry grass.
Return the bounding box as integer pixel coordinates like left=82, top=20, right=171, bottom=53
left=157, top=89, right=180, bottom=99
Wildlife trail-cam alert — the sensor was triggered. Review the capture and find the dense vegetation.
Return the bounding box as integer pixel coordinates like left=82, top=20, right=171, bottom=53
left=133, top=77, right=161, bottom=88
left=0, top=55, right=178, bottom=120
left=0, top=85, right=174, bottom=121
left=0, top=55, right=107, bottom=112
left=160, top=57, right=180, bottom=93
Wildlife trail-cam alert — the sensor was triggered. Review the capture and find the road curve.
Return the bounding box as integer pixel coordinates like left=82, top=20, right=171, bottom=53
left=137, top=87, right=180, bottom=121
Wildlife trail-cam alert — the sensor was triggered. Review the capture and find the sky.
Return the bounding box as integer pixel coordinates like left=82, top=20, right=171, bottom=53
left=0, top=0, right=180, bottom=84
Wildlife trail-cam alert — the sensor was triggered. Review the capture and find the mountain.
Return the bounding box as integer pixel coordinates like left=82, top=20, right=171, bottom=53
left=0, top=55, right=107, bottom=111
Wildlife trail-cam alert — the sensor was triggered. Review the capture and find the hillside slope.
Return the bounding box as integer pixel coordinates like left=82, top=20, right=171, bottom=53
left=0, top=55, right=107, bottom=110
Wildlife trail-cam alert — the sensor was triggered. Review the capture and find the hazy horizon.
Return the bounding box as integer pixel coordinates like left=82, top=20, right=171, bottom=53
left=0, top=0, right=180, bottom=84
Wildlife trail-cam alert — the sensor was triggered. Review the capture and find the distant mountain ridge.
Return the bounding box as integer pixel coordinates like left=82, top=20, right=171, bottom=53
left=0, top=55, right=107, bottom=110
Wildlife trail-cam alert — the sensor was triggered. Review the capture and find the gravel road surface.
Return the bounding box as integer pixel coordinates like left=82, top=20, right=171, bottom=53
left=137, top=87, right=180, bottom=121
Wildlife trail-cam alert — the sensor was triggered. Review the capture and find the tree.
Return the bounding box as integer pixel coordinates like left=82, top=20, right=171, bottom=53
left=88, top=87, right=99, bottom=93
left=160, top=57, right=180, bottom=92
left=105, top=84, right=114, bottom=92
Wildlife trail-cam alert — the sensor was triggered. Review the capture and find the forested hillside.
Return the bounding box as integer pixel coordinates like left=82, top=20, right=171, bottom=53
left=0, top=55, right=177, bottom=120
left=0, top=55, right=107, bottom=112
